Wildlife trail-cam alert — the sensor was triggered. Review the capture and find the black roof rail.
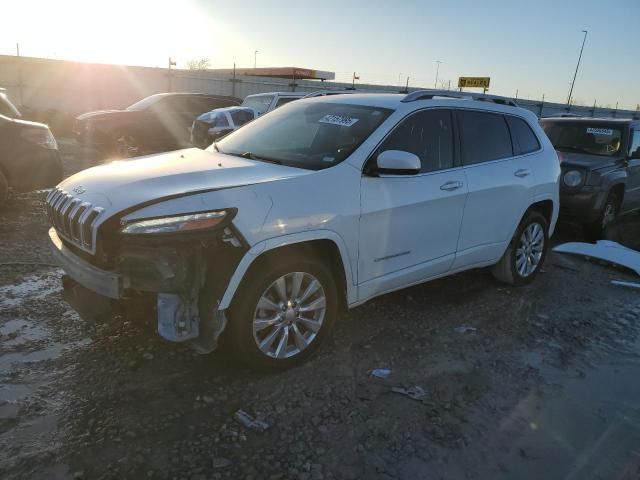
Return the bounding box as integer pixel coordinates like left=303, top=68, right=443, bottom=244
left=401, top=89, right=518, bottom=107
left=303, top=90, right=360, bottom=98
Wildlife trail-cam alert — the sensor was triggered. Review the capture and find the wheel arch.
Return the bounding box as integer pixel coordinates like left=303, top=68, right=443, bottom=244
left=218, top=230, right=355, bottom=311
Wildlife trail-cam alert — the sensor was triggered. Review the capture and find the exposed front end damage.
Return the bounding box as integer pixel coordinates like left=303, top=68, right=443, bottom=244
left=50, top=224, right=247, bottom=353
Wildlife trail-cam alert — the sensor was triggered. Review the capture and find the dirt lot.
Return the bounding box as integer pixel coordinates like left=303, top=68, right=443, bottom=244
left=1, top=141, right=640, bottom=480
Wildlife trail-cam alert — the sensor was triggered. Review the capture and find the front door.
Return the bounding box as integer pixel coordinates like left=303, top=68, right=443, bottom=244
left=358, top=109, right=467, bottom=301
left=624, top=128, right=640, bottom=210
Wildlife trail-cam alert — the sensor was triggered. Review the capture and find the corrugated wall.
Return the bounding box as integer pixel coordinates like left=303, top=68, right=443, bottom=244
left=1, top=55, right=637, bottom=119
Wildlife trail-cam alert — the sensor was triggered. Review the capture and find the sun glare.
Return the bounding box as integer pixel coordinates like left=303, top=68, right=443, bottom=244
left=4, top=0, right=244, bottom=68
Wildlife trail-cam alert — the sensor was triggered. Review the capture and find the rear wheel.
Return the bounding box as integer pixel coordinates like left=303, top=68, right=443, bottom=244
left=0, top=171, right=8, bottom=208
left=491, top=210, right=549, bottom=286
left=227, top=254, right=337, bottom=371
left=587, top=190, right=619, bottom=240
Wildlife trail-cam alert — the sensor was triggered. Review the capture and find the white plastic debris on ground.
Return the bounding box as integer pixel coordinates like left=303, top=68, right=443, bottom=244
left=233, top=409, right=269, bottom=432
left=370, top=368, right=391, bottom=379
left=611, top=280, right=640, bottom=289
left=553, top=240, right=640, bottom=276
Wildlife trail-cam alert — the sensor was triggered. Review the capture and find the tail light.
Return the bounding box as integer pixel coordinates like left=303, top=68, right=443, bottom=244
left=20, top=127, right=58, bottom=150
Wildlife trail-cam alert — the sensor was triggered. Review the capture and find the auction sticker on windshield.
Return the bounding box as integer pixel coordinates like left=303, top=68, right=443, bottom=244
left=319, top=114, right=359, bottom=127
left=587, top=127, right=614, bottom=136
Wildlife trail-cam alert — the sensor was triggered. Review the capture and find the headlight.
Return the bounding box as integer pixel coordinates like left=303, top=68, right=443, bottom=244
left=563, top=170, right=584, bottom=187
left=121, top=210, right=228, bottom=235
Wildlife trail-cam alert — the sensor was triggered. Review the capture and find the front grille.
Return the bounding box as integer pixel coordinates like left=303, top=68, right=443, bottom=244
left=46, top=188, right=104, bottom=254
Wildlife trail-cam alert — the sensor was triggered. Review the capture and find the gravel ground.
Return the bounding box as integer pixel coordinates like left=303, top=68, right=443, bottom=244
left=1, top=141, right=640, bottom=480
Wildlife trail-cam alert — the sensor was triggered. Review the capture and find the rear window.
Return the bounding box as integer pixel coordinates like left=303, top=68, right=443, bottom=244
left=458, top=110, right=513, bottom=165
left=542, top=121, right=622, bottom=157
left=506, top=116, right=540, bottom=154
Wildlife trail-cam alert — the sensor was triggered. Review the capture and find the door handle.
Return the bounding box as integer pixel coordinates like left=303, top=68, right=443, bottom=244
left=514, top=168, right=531, bottom=178
left=440, top=180, right=464, bottom=191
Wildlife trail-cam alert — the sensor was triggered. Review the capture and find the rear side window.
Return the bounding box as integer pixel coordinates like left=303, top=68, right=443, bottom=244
left=506, top=116, right=540, bottom=154
left=458, top=110, right=513, bottom=165
left=629, top=130, right=640, bottom=157
left=379, top=109, right=454, bottom=173
left=274, top=97, right=299, bottom=108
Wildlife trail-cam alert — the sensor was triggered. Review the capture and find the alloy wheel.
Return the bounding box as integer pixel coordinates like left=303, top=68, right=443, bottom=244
left=515, top=222, right=545, bottom=277
left=252, top=272, right=326, bottom=359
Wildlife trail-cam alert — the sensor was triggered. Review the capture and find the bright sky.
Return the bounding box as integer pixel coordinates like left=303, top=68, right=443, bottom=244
left=2, top=0, right=639, bottom=109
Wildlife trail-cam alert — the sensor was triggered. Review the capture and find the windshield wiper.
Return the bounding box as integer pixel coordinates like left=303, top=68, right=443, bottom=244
left=238, top=152, right=283, bottom=165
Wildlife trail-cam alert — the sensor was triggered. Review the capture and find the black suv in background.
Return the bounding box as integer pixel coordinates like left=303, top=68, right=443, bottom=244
left=73, top=92, right=240, bottom=157
left=0, top=89, right=62, bottom=207
left=540, top=118, right=640, bottom=236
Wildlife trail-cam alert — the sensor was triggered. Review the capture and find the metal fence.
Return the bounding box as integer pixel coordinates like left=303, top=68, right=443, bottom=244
left=1, top=54, right=638, bottom=120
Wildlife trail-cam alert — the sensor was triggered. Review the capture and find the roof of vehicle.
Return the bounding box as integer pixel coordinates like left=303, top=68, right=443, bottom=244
left=146, top=92, right=239, bottom=99
left=245, top=92, right=305, bottom=98
left=301, top=91, right=534, bottom=117
left=541, top=117, right=639, bottom=125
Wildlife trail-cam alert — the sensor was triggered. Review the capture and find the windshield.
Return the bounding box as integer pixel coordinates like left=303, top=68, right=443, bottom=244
left=126, top=94, right=165, bottom=111
left=0, top=93, right=21, bottom=118
left=542, top=122, right=623, bottom=156
left=211, top=101, right=393, bottom=170
left=240, top=95, right=275, bottom=115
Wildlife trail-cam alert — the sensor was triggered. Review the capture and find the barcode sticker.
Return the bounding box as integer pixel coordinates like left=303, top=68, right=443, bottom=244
left=587, top=127, right=614, bottom=136
left=319, top=115, right=359, bottom=127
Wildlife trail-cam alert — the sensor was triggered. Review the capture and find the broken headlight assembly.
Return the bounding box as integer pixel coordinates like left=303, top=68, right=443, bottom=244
left=120, top=210, right=230, bottom=235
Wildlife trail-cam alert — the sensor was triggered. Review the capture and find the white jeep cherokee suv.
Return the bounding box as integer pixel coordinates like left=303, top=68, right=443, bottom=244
left=46, top=91, right=560, bottom=370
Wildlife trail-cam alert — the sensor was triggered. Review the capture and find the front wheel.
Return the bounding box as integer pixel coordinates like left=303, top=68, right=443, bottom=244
left=491, top=210, right=549, bottom=286
left=587, top=191, right=619, bottom=240
left=227, top=254, right=338, bottom=371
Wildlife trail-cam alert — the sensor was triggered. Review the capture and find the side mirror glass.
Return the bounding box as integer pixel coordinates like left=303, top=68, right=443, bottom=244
left=376, top=150, right=421, bottom=175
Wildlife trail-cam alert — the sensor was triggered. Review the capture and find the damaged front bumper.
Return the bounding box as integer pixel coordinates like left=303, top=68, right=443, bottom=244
left=48, top=227, right=242, bottom=353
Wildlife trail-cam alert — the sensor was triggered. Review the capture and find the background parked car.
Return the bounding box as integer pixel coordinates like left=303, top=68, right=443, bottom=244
left=190, top=106, right=257, bottom=148
left=73, top=92, right=240, bottom=158
left=0, top=88, right=62, bottom=207
left=240, top=92, right=305, bottom=115
left=540, top=117, right=640, bottom=237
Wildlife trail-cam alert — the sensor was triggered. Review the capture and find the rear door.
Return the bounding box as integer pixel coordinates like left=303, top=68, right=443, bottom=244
left=358, top=108, right=467, bottom=299
left=452, top=109, right=536, bottom=268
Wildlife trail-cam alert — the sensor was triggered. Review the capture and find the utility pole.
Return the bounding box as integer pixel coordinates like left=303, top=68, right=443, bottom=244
left=352, top=72, right=359, bottom=89
left=540, top=93, right=545, bottom=117
left=567, top=30, right=588, bottom=107
left=405, top=76, right=410, bottom=93
left=254, top=50, right=258, bottom=69
left=448, top=79, right=451, bottom=91
left=515, top=89, right=518, bottom=100
left=434, top=60, right=442, bottom=88
left=167, top=57, right=176, bottom=92
left=613, top=101, right=618, bottom=118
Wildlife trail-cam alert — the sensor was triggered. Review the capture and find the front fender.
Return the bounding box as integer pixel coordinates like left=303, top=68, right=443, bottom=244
left=218, top=229, right=356, bottom=310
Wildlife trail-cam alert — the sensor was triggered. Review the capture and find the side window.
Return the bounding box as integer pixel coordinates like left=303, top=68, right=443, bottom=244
left=274, top=97, right=298, bottom=109
left=378, top=109, right=454, bottom=173
left=229, top=109, right=253, bottom=126
left=506, top=116, right=540, bottom=155
left=212, top=112, right=230, bottom=128
left=458, top=110, right=513, bottom=165
left=630, top=130, right=640, bottom=157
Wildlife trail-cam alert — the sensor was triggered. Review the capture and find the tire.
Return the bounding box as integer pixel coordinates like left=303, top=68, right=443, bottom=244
left=491, top=210, right=549, bottom=286
left=586, top=191, right=619, bottom=240
left=226, top=253, right=338, bottom=371
left=0, top=171, right=8, bottom=208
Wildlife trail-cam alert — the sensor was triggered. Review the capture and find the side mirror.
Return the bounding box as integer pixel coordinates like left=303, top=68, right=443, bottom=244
left=376, top=150, right=421, bottom=175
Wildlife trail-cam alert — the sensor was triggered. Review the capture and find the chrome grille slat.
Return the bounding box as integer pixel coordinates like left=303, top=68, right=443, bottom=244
left=46, top=188, right=103, bottom=254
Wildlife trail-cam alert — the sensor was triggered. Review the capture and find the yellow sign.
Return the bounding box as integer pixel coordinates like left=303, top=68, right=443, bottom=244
left=458, top=77, right=491, bottom=89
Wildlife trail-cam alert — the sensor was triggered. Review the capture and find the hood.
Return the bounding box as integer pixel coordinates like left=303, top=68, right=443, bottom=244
left=76, top=110, right=134, bottom=121
left=559, top=151, right=620, bottom=170
left=58, top=147, right=311, bottom=216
